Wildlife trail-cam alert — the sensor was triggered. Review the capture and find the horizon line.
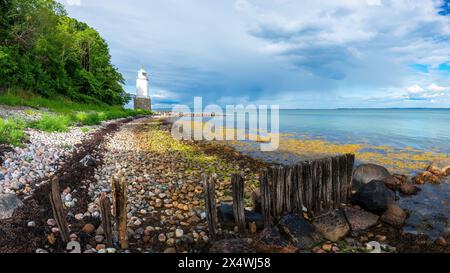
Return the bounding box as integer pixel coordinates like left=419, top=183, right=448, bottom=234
left=151, top=107, right=450, bottom=110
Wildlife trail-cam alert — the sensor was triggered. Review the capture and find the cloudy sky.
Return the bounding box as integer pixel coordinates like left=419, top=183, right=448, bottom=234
left=59, top=0, right=450, bottom=109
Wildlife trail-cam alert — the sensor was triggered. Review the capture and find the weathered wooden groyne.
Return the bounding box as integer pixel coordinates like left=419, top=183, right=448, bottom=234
left=259, top=153, right=355, bottom=227
left=203, top=153, right=355, bottom=238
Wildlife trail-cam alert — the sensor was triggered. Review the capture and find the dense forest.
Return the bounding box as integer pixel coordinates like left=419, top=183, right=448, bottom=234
left=0, top=0, right=130, bottom=105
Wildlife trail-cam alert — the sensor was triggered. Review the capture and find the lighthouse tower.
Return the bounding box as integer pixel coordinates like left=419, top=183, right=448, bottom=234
left=134, top=67, right=151, bottom=111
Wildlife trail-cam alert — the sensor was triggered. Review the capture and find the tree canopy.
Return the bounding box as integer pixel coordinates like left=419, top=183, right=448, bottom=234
left=0, top=0, right=130, bottom=105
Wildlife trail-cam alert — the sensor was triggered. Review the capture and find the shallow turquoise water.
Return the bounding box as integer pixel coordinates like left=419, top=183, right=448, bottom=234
left=172, top=108, right=450, bottom=153
left=171, top=108, right=450, bottom=240
left=276, top=109, right=450, bottom=152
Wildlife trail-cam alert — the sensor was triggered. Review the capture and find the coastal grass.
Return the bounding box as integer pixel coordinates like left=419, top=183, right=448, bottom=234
left=0, top=89, right=152, bottom=116
left=0, top=90, right=153, bottom=146
left=31, top=114, right=71, bottom=132
left=0, top=118, right=27, bottom=147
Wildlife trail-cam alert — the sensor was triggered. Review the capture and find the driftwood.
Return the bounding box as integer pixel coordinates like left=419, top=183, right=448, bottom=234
left=203, top=174, right=218, bottom=240
left=100, top=192, right=113, bottom=247
left=112, top=177, right=128, bottom=249
left=231, top=174, right=246, bottom=234
left=49, top=177, right=70, bottom=243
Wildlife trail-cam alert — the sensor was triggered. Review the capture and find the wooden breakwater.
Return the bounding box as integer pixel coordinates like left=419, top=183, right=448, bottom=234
left=260, top=153, right=355, bottom=227
left=203, top=154, right=355, bottom=238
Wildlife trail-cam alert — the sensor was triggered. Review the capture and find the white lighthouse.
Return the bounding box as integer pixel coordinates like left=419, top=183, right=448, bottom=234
left=136, top=67, right=149, bottom=98
left=134, top=67, right=151, bottom=111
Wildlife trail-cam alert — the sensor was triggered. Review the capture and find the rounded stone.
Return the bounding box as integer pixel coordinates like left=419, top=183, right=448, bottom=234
left=82, top=223, right=96, bottom=234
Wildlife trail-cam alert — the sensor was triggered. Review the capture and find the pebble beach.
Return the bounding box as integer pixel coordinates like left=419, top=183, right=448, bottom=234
left=0, top=107, right=448, bottom=254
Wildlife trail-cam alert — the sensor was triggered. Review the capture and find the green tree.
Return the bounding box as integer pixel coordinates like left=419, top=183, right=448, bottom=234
left=0, top=0, right=130, bottom=105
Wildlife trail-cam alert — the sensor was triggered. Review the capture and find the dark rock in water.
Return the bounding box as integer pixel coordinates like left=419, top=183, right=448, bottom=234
left=80, top=155, right=97, bottom=167
left=0, top=194, right=23, bottom=219
left=217, top=204, right=264, bottom=230
left=252, top=227, right=297, bottom=253
left=343, top=207, right=379, bottom=232
left=278, top=214, right=323, bottom=250
left=399, top=183, right=421, bottom=196
left=312, top=210, right=349, bottom=242
left=380, top=204, right=407, bottom=227
left=352, top=180, right=395, bottom=214
left=0, top=173, right=4, bottom=181
left=210, top=238, right=256, bottom=253
left=353, top=164, right=400, bottom=190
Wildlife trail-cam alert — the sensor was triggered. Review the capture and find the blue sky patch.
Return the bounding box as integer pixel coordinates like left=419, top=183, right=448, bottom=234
left=411, top=64, right=430, bottom=73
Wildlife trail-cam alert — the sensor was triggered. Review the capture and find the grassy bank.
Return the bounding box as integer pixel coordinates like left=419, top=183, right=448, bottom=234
left=0, top=91, right=152, bottom=146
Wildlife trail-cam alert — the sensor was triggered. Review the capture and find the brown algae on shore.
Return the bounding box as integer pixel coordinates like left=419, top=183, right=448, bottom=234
left=232, top=138, right=448, bottom=174
left=171, top=120, right=448, bottom=174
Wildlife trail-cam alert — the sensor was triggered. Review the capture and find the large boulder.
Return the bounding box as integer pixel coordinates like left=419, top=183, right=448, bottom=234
left=217, top=204, right=264, bottom=230
left=312, top=210, right=350, bottom=242
left=0, top=194, right=23, bottom=219
left=353, top=164, right=400, bottom=190
left=399, top=183, right=421, bottom=196
left=251, top=189, right=262, bottom=213
left=352, top=180, right=395, bottom=214
left=252, top=227, right=298, bottom=253
left=343, top=207, right=379, bottom=232
left=210, top=238, right=256, bottom=253
left=278, top=214, right=323, bottom=250
left=380, top=204, right=407, bottom=227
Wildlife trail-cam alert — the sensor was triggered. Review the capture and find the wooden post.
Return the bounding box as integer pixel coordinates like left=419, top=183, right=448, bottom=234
left=312, top=160, right=323, bottom=214
left=322, top=158, right=332, bottom=211
left=291, top=164, right=301, bottom=213
left=274, top=166, right=285, bottom=218
left=100, top=192, right=113, bottom=247
left=231, top=174, right=246, bottom=235
left=346, top=154, right=355, bottom=198
left=268, top=167, right=276, bottom=218
left=260, top=169, right=272, bottom=228
left=331, top=157, right=340, bottom=209
left=339, top=155, right=348, bottom=204
left=49, top=177, right=69, bottom=243
left=298, top=164, right=305, bottom=211
left=203, top=174, right=218, bottom=240
left=302, top=162, right=313, bottom=211
left=284, top=166, right=292, bottom=213
left=112, top=177, right=128, bottom=249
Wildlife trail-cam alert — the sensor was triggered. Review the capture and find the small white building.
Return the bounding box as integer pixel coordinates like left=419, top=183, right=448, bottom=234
left=134, top=67, right=151, bottom=111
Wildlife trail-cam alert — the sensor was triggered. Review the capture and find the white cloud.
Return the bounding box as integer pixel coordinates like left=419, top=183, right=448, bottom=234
left=406, top=85, right=425, bottom=94
left=66, top=0, right=81, bottom=6
left=366, top=0, right=382, bottom=6
left=59, top=0, right=450, bottom=108
left=402, top=83, right=450, bottom=102
left=427, top=83, right=449, bottom=92
left=151, top=89, right=179, bottom=100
